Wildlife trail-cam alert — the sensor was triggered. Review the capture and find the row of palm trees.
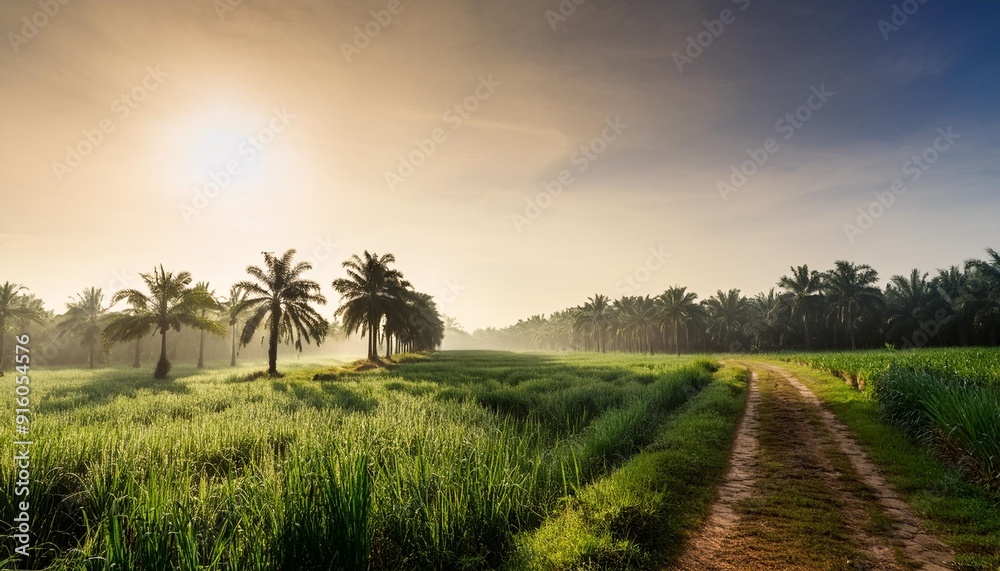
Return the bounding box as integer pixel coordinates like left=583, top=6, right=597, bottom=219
left=0, top=250, right=445, bottom=378
left=474, top=248, right=1000, bottom=353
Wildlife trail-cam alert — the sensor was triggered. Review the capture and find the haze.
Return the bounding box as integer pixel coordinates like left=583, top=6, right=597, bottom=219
left=1, top=0, right=998, bottom=331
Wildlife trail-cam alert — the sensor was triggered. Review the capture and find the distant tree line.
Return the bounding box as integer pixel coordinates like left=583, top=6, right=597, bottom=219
left=0, top=250, right=444, bottom=378
left=473, top=248, right=1000, bottom=353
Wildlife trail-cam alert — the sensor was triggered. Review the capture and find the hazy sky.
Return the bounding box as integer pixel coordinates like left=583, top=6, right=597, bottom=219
left=1, top=0, right=998, bottom=331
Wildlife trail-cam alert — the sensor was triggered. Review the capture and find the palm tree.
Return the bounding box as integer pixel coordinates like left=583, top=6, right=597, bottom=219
left=192, top=282, right=221, bottom=368
left=574, top=294, right=611, bottom=352
left=106, top=292, right=153, bottom=369
left=778, top=265, right=823, bottom=350
left=392, top=291, right=445, bottom=353
left=702, top=289, right=748, bottom=351
left=57, top=287, right=112, bottom=369
left=822, top=261, right=883, bottom=350
left=221, top=284, right=250, bottom=366
left=105, top=266, right=224, bottom=379
left=235, top=250, right=329, bottom=377
left=629, top=296, right=658, bottom=354
left=930, top=265, right=972, bottom=346
left=655, top=286, right=699, bottom=356
left=0, top=282, right=48, bottom=372
left=332, top=251, right=410, bottom=360
left=748, top=288, right=788, bottom=351
left=885, top=269, right=938, bottom=345
left=965, top=248, right=1000, bottom=345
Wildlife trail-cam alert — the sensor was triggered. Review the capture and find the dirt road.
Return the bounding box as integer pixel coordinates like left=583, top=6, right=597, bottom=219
left=672, top=363, right=954, bottom=571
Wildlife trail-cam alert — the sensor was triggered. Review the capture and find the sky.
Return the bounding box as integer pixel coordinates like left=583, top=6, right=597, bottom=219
left=0, top=0, right=998, bottom=332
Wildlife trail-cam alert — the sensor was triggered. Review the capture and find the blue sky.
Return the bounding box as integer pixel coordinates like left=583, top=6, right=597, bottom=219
left=0, top=0, right=997, bottom=330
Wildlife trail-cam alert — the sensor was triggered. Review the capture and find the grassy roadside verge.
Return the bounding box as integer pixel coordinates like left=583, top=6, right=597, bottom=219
left=509, top=365, right=748, bottom=570
left=759, top=360, right=1000, bottom=570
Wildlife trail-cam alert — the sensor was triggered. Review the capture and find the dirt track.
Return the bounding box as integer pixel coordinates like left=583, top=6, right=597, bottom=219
left=672, top=364, right=954, bottom=571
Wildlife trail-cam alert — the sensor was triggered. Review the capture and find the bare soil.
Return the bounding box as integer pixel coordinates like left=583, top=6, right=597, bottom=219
left=671, top=364, right=955, bottom=571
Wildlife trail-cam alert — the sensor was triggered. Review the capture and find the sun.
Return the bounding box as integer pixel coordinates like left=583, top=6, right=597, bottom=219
left=165, top=105, right=275, bottom=193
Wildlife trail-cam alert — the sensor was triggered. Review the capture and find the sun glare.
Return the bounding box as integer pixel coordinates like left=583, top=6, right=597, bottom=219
left=171, top=106, right=277, bottom=193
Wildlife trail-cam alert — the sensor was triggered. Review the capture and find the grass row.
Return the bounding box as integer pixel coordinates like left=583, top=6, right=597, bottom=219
left=782, top=347, right=1000, bottom=391
left=510, top=364, right=748, bottom=570
left=1, top=352, right=725, bottom=570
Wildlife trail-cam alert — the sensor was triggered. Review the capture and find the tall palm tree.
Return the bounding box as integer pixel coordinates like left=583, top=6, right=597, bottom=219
left=234, top=250, right=329, bottom=377
left=106, top=292, right=153, bottom=369
left=192, top=282, right=221, bottom=368
left=822, top=261, right=883, bottom=350
left=332, top=251, right=410, bottom=360
left=391, top=291, right=445, bottom=353
left=221, top=284, right=250, bottom=366
left=702, top=289, right=748, bottom=351
left=627, top=296, right=658, bottom=354
left=0, top=282, right=48, bottom=372
left=655, top=286, right=699, bottom=356
left=965, top=247, right=1000, bottom=345
left=105, top=266, right=224, bottom=379
left=749, top=288, right=788, bottom=351
left=57, top=287, right=112, bottom=369
left=778, top=265, right=823, bottom=350
left=574, top=294, right=611, bottom=353
left=931, top=265, right=971, bottom=346
left=885, top=269, right=938, bottom=345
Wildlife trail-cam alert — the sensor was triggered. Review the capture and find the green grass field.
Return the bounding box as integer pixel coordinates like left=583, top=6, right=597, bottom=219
left=5, top=348, right=999, bottom=570
left=1, top=352, right=745, bottom=570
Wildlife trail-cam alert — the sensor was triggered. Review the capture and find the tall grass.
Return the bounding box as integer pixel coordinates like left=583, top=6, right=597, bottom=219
left=873, top=366, right=1000, bottom=488
left=1, top=353, right=719, bottom=570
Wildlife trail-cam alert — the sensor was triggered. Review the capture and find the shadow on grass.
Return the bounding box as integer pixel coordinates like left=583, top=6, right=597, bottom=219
left=41, top=370, right=192, bottom=412
left=270, top=379, right=377, bottom=413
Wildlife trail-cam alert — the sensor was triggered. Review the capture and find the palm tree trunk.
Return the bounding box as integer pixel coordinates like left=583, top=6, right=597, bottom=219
left=267, top=305, right=281, bottom=376
left=848, top=306, right=856, bottom=351
left=155, top=329, right=170, bottom=379
left=88, top=342, right=95, bottom=369
left=0, top=318, right=6, bottom=372
left=674, top=319, right=680, bottom=356
left=803, top=314, right=811, bottom=351
left=133, top=338, right=141, bottom=368
left=230, top=324, right=237, bottom=366
left=385, top=329, right=391, bottom=360
left=198, top=329, right=205, bottom=368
